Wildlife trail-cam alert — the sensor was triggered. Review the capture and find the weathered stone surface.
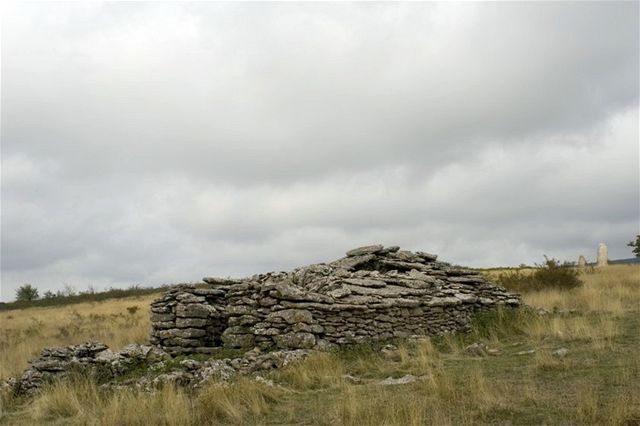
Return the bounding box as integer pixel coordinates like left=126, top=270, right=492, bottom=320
left=552, top=348, right=569, bottom=358
left=378, top=374, right=418, bottom=385
left=164, top=338, right=201, bottom=347
left=191, top=288, right=226, bottom=296
left=267, top=309, right=313, bottom=324
left=330, top=254, right=376, bottom=270
left=416, top=251, right=438, bottom=261
left=149, top=245, right=520, bottom=354
left=578, top=255, right=587, bottom=268
left=346, top=245, right=384, bottom=257
left=273, top=332, right=316, bottom=349
left=427, top=297, right=461, bottom=306
left=221, top=332, right=255, bottom=349
left=202, top=277, right=242, bottom=285
left=176, top=318, right=209, bottom=328
left=176, top=293, right=205, bottom=303
left=151, top=313, right=175, bottom=322
left=170, top=328, right=207, bottom=339
left=597, top=243, right=608, bottom=267
left=176, top=303, right=216, bottom=318
left=342, top=278, right=387, bottom=288
left=464, top=342, right=487, bottom=357
left=327, top=287, right=351, bottom=299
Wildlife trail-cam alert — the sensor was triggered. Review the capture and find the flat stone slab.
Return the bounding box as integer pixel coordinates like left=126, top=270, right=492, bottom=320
left=378, top=374, right=418, bottom=385
left=346, top=245, right=384, bottom=257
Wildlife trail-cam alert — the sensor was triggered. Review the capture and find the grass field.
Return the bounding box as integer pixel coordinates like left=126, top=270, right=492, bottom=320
left=1, top=265, right=638, bottom=425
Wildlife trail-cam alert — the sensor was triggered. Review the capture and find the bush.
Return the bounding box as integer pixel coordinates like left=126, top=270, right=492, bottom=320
left=496, top=257, right=582, bottom=292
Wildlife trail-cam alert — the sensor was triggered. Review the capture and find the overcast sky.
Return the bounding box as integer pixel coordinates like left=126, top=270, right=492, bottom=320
left=1, top=2, right=638, bottom=301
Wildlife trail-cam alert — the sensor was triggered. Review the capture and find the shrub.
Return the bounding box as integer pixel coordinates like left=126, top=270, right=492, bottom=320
left=496, top=257, right=582, bottom=292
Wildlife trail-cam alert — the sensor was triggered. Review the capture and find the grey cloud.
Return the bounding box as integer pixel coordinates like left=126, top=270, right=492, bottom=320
left=4, top=2, right=638, bottom=182
left=1, top=2, right=638, bottom=301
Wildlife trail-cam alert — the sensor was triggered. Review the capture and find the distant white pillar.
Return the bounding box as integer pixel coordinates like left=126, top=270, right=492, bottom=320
left=597, top=243, right=608, bottom=267
left=578, top=255, right=587, bottom=268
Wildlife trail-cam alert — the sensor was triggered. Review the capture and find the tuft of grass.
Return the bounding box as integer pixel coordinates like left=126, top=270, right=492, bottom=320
left=276, top=351, right=346, bottom=390
left=607, top=392, right=640, bottom=426
left=30, top=376, right=101, bottom=422
left=532, top=351, right=566, bottom=371
left=574, top=383, right=599, bottom=424
left=195, top=378, right=282, bottom=424
left=100, top=385, right=193, bottom=426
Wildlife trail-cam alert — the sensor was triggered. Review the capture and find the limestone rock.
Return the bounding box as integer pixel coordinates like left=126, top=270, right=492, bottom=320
left=552, top=348, right=569, bottom=358
left=176, top=318, right=209, bottom=328
left=597, top=243, right=608, bottom=267
left=197, top=360, right=236, bottom=385
left=221, top=331, right=255, bottom=349
left=346, top=245, right=384, bottom=257
left=176, top=303, right=216, bottom=318
left=273, top=332, right=316, bottom=349
left=378, top=374, right=418, bottom=385
left=578, top=255, right=587, bottom=268
left=381, top=344, right=400, bottom=360
left=464, top=342, right=487, bottom=357
left=330, top=254, right=376, bottom=270
left=267, top=309, right=313, bottom=324
left=148, top=245, right=520, bottom=355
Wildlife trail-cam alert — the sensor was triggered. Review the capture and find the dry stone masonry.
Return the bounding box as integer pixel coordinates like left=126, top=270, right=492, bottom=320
left=150, top=245, right=520, bottom=355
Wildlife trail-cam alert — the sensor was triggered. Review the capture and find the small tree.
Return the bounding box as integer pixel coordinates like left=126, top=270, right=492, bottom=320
left=627, top=235, right=640, bottom=258
left=16, top=284, right=39, bottom=302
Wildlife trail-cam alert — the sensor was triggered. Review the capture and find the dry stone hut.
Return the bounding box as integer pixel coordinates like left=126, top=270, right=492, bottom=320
left=150, top=245, right=520, bottom=356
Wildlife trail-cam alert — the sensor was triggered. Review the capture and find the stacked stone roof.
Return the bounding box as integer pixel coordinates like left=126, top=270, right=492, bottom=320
left=150, top=245, right=520, bottom=355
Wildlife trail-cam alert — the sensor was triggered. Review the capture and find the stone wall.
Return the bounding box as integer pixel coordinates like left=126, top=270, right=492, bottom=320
left=150, top=245, right=520, bottom=356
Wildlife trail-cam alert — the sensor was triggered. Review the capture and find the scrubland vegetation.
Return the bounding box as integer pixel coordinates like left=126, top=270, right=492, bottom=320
left=1, top=285, right=166, bottom=311
left=0, top=295, right=157, bottom=380
left=1, top=265, right=638, bottom=425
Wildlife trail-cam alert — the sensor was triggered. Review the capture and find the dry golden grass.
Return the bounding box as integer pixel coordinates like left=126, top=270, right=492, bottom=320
left=0, top=265, right=638, bottom=425
left=532, top=350, right=566, bottom=371
left=574, top=383, right=599, bottom=424
left=196, top=378, right=283, bottom=424
left=607, top=391, right=640, bottom=426
left=522, top=264, right=640, bottom=314
left=0, top=294, right=159, bottom=379
left=26, top=376, right=194, bottom=426
left=277, top=351, right=347, bottom=389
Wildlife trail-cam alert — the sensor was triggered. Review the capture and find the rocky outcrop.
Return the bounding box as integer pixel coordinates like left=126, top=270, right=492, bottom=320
left=7, top=341, right=311, bottom=396
left=10, top=342, right=170, bottom=395
left=151, top=245, right=520, bottom=355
